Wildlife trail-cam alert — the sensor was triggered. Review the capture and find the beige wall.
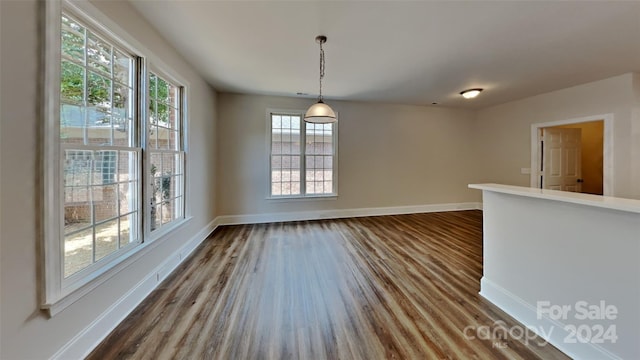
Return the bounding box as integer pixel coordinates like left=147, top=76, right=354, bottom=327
left=216, top=93, right=480, bottom=217
left=554, top=121, right=604, bottom=195
left=475, top=73, right=640, bottom=199
left=0, top=1, right=217, bottom=359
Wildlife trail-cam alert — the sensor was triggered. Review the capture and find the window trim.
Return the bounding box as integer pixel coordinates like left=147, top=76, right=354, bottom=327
left=42, top=0, right=192, bottom=316
left=265, top=108, right=338, bottom=200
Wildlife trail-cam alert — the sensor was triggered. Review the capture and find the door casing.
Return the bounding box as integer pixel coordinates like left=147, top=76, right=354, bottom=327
left=530, top=114, right=613, bottom=196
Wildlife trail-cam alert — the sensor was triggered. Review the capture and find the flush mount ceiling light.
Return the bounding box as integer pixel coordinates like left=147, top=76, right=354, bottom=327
left=460, top=88, right=483, bottom=99
left=304, top=35, right=337, bottom=124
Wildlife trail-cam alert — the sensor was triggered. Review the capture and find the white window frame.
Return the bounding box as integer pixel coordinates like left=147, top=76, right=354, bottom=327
left=42, top=0, right=191, bottom=316
left=266, top=109, right=338, bottom=199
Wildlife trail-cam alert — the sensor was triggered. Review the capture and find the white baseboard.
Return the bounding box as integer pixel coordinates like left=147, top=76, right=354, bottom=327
left=217, top=202, right=482, bottom=225
left=52, top=219, right=219, bottom=360
left=480, top=277, right=621, bottom=360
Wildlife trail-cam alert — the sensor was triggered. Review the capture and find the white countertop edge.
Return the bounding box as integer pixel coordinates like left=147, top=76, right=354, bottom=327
left=468, top=183, right=640, bottom=214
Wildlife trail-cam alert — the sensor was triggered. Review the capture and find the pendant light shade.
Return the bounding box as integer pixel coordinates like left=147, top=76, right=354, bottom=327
left=304, top=35, right=337, bottom=124
left=305, top=100, right=337, bottom=123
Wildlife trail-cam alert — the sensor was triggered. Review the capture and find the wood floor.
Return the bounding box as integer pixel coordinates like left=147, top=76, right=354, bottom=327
left=89, top=211, right=569, bottom=360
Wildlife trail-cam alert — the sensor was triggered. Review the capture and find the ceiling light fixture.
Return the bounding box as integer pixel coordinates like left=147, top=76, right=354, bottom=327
left=304, top=35, right=337, bottom=123
left=460, top=88, right=483, bottom=99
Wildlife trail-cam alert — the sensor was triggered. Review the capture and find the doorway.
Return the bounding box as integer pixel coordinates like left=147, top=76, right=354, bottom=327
left=530, top=114, right=613, bottom=196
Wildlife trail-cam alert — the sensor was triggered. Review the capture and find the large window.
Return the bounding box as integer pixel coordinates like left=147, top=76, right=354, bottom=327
left=148, top=72, right=184, bottom=232
left=270, top=112, right=337, bottom=197
left=60, top=13, right=140, bottom=278
left=43, top=4, right=188, bottom=313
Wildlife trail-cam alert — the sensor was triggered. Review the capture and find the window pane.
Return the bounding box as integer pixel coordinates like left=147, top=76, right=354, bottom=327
left=149, top=99, right=157, bottom=126
left=272, top=169, right=281, bottom=183
left=95, top=219, right=118, bottom=261
left=150, top=152, right=162, bottom=177
left=149, top=73, right=157, bottom=98
left=93, top=185, right=117, bottom=222
left=162, top=153, right=176, bottom=175
left=282, top=116, right=292, bottom=129
left=148, top=126, right=159, bottom=150
left=151, top=206, right=160, bottom=231
left=88, top=71, right=111, bottom=110
left=324, top=181, right=333, bottom=193
left=61, top=61, right=84, bottom=105
left=324, top=156, right=333, bottom=168
left=157, top=126, right=170, bottom=150
left=157, top=77, right=170, bottom=103
left=155, top=175, right=171, bottom=203
left=291, top=156, right=300, bottom=169
left=60, top=104, right=84, bottom=143
left=63, top=150, right=139, bottom=276
left=64, top=201, right=91, bottom=234
left=271, top=136, right=281, bottom=153
left=306, top=169, right=315, bottom=182
left=306, top=181, right=315, bottom=194
left=61, top=16, right=85, bottom=62
left=271, top=115, right=280, bottom=128
left=271, top=182, right=281, bottom=196
left=65, top=229, right=93, bottom=277
left=113, top=50, right=131, bottom=85
left=161, top=200, right=173, bottom=225
left=64, top=150, right=92, bottom=187
left=85, top=108, right=112, bottom=145
left=113, top=85, right=132, bottom=146
left=87, top=32, right=112, bottom=74
left=157, top=102, right=169, bottom=126
left=281, top=170, right=290, bottom=182
left=306, top=155, right=315, bottom=169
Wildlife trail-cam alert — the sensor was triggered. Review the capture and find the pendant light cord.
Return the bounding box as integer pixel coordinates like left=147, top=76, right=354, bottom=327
left=319, top=40, right=325, bottom=102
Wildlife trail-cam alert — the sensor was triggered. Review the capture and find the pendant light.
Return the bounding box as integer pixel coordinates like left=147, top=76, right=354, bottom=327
left=304, top=35, right=337, bottom=123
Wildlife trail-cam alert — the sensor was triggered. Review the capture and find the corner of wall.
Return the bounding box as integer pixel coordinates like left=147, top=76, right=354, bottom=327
left=632, top=72, right=640, bottom=104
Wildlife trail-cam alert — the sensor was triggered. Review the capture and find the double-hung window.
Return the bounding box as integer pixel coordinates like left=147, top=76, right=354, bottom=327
left=147, top=72, right=185, bottom=232
left=59, top=12, right=141, bottom=279
left=43, top=3, right=187, bottom=314
left=269, top=112, right=337, bottom=198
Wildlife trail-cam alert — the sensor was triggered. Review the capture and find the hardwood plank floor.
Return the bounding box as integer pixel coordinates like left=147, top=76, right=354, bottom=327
left=89, top=211, right=569, bottom=360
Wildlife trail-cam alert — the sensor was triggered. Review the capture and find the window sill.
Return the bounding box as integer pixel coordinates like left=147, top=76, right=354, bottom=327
left=43, top=216, right=193, bottom=317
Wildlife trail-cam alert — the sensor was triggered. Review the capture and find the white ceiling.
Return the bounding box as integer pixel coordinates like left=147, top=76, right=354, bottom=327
left=129, top=1, right=640, bottom=109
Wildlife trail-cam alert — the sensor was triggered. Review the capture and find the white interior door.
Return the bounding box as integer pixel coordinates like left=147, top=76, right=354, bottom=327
left=542, top=127, right=582, bottom=192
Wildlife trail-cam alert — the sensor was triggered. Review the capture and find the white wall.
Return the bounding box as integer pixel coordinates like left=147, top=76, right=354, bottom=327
left=475, top=73, right=640, bottom=199
left=479, top=189, right=640, bottom=359
left=0, top=1, right=217, bottom=359
left=216, top=93, right=481, bottom=218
